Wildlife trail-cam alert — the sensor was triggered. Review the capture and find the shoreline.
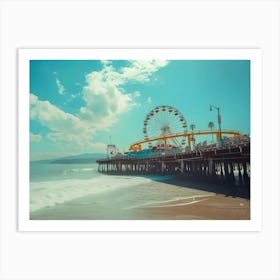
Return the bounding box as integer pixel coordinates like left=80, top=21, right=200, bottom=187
left=128, top=176, right=250, bottom=220
left=149, top=174, right=250, bottom=199
left=133, top=194, right=250, bottom=220
left=30, top=175, right=250, bottom=220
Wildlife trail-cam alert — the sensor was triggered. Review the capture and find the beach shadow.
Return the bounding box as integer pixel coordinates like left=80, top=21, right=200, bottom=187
left=151, top=175, right=250, bottom=200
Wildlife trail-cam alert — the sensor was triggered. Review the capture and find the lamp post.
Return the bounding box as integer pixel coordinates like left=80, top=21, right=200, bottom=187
left=210, top=105, right=223, bottom=147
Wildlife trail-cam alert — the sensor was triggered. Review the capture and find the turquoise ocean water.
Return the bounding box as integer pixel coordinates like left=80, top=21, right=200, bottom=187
left=30, top=162, right=161, bottom=213
left=30, top=162, right=216, bottom=219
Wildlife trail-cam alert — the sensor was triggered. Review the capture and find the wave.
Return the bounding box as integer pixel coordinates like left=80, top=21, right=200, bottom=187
left=69, top=167, right=97, bottom=172
left=30, top=175, right=153, bottom=212
left=124, top=194, right=215, bottom=209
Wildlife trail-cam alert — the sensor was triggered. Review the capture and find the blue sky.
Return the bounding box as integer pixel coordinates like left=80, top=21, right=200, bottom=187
left=30, top=60, right=250, bottom=160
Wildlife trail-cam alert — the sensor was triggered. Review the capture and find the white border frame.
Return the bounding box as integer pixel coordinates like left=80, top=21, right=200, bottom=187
left=18, top=48, right=262, bottom=232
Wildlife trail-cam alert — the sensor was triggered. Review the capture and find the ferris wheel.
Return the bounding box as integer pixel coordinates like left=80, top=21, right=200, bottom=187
left=143, top=105, right=188, bottom=149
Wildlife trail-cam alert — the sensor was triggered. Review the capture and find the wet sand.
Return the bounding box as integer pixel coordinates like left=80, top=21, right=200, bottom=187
left=30, top=176, right=250, bottom=220
left=133, top=194, right=250, bottom=220
left=129, top=176, right=250, bottom=220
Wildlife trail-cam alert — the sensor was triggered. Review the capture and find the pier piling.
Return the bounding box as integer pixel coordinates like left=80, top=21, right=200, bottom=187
left=97, top=144, right=250, bottom=191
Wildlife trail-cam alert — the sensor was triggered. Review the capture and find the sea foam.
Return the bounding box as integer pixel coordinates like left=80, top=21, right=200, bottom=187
left=30, top=175, right=152, bottom=212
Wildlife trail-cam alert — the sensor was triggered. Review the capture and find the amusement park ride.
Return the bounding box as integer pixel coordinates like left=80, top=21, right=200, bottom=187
left=128, top=105, right=245, bottom=152
left=100, top=105, right=250, bottom=185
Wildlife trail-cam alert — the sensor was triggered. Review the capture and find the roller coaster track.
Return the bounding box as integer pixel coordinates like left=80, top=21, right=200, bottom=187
left=129, top=130, right=244, bottom=151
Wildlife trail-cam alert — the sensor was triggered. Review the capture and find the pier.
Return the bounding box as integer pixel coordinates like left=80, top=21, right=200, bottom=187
left=97, top=143, right=250, bottom=190
left=97, top=105, right=250, bottom=197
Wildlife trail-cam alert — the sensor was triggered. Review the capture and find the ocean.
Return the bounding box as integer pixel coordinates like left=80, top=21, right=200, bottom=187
left=30, top=161, right=216, bottom=220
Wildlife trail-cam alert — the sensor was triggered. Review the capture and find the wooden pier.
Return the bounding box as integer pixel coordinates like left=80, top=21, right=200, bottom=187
left=97, top=143, right=250, bottom=189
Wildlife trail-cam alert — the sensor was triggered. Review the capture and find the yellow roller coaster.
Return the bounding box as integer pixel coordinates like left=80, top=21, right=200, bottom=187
left=129, top=130, right=243, bottom=151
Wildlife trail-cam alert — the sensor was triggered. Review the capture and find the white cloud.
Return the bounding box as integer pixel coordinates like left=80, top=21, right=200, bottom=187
left=30, top=133, right=42, bottom=143
left=30, top=60, right=169, bottom=151
left=147, top=97, right=152, bottom=104
left=30, top=93, right=95, bottom=149
left=56, top=78, right=65, bottom=95
left=121, top=60, right=169, bottom=82
left=79, top=60, right=168, bottom=129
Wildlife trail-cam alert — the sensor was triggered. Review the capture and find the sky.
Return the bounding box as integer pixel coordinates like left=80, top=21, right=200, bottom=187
left=30, top=60, right=250, bottom=160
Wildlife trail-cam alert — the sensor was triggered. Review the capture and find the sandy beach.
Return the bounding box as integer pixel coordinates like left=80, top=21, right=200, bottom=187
left=134, top=193, right=250, bottom=220
left=128, top=176, right=250, bottom=220
left=30, top=175, right=250, bottom=220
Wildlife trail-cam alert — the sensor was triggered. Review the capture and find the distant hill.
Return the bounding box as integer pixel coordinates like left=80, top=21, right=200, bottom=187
left=30, top=159, right=54, bottom=164
left=32, top=153, right=106, bottom=164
